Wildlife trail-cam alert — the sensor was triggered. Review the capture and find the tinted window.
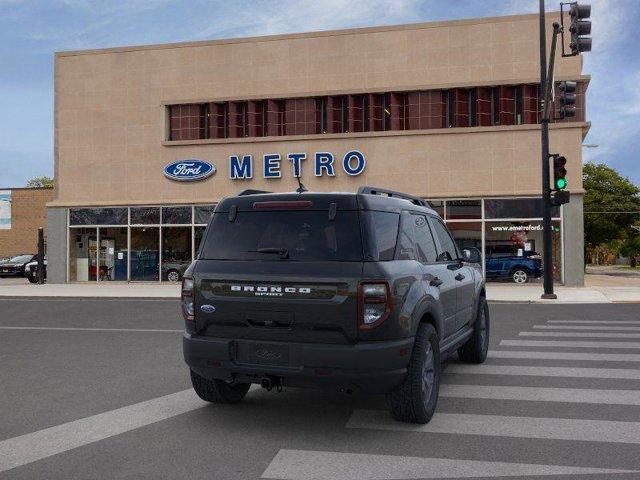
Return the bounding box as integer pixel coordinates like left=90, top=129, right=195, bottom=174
left=396, top=213, right=416, bottom=261
left=201, top=211, right=362, bottom=261
left=162, top=206, right=192, bottom=224
left=69, top=208, right=127, bottom=226
left=430, top=218, right=458, bottom=262
left=413, top=215, right=438, bottom=263
left=485, top=198, right=560, bottom=219
left=131, top=207, right=160, bottom=224
left=446, top=199, right=481, bottom=219
left=194, top=205, right=216, bottom=224
left=364, top=211, right=399, bottom=261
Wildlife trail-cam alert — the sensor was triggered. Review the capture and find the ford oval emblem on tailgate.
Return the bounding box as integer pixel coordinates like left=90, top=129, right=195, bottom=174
left=200, top=304, right=216, bottom=313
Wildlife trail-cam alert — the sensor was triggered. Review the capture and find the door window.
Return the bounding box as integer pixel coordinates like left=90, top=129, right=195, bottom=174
left=396, top=213, right=416, bottom=260
left=430, top=218, right=458, bottom=262
left=412, top=215, right=438, bottom=263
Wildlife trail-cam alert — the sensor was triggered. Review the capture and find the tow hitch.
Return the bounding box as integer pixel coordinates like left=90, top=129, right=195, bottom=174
left=260, top=376, right=283, bottom=392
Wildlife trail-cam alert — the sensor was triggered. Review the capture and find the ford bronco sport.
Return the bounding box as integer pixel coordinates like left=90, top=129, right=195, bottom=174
left=182, top=186, right=489, bottom=424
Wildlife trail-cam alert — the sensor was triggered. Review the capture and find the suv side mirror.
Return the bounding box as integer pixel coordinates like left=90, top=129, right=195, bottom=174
left=462, top=248, right=481, bottom=264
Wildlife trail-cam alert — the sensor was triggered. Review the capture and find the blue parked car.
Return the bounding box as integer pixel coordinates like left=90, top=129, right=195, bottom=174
left=485, top=251, right=543, bottom=283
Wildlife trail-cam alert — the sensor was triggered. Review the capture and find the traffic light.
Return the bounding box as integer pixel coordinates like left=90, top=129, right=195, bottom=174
left=558, top=81, right=577, bottom=119
left=551, top=190, right=570, bottom=207
left=552, top=154, right=568, bottom=190
left=569, top=3, right=592, bottom=55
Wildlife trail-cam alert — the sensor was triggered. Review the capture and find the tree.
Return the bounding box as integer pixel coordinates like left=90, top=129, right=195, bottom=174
left=583, top=163, right=640, bottom=250
left=26, top=176, right=54, bottom=188
left=620, top=222, right=640, bottom=268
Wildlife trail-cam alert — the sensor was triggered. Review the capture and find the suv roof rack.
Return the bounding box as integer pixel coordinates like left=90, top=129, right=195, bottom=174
left=357, top=186, right=430, bottom=208
left=237, top=189, right=271, bottom=196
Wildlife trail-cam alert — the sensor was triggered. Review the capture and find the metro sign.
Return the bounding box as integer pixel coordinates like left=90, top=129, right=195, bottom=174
left=229, top=150, right=366, bottom=180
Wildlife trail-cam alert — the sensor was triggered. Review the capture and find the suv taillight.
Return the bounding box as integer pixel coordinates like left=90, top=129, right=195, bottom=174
left=358, top=281, right=392, bottom=330
left=181, top=277, right=195, bottom=324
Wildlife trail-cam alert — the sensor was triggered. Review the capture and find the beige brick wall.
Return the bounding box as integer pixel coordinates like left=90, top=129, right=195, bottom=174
left=0, top=188, right=54, bottom=257
left=53, top=14, right=586, bottom=207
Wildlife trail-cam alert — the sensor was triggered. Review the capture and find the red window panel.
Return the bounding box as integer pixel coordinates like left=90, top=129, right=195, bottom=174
left=552, top=81, right=586, bottom=123
left=208, top=103, right=226, bottom=139
left=169, top=104, right=205, bottom=141
left=387, top=92, right=407, bottom=131
left=347, top=94, right=366, bottom=133
left=406, top=91, right=446, bottom=130
left=368, top=93, right=385, bottom=131
left=326, top=96, right=346, bottom=133
left=522, top=84, right=539, bottom=124
left=266, top=99, right=285, bottom=136
left=247, top=100, right=265, bottom=137
left=284, top=98, right=317, bottom=136
left=452, top=89, right=470, bottom=127
left=227, top=101, right=246, bottom=138
left=497, top=86, right=516, bottom=126
left=476, top=87, right=492, bottom=126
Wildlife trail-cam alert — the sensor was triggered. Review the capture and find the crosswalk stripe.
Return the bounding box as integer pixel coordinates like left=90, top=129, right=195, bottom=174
left=0, top=389, right=205, bottom=473
left=446, top=364, right=640, bottom=379
left=346, top=409, right=640, bottom=445
left=488, top=350, right=640, bottom=362
left=534, top=325, right=640, bottom=331
left=501, top=339, right=640, bottom=349
left=261, top=449, right=637, bottom=479
left=440, top=384, right=640, bottom=405
left=548, top=320, right=640, bottom=325
left=520, top=331, right=640, bottom=338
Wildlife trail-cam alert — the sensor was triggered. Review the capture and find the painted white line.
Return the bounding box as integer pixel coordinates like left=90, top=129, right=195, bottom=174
left=534, top=325, right=640, bottom=331
left=440, top=384, right=640, bottom=405
left=520, top=331, right=640, bottom=338
left=446, top=364, right=640, bottom=380
left=488, top=350, right=640, bottom=362
left=548, top=320, right=640, bottom=325
left=346, top=409, right=640, bottom=445
left=0, top=326, right=182, bottom=333
left=0, top=389, right=204, bottom=473
left=262, top=449, right=636, bottom=479
left=501, top=340, right=640, bottom=349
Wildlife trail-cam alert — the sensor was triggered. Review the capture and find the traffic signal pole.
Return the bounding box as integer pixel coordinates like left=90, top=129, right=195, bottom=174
left=539, top=0, right=557, bottom=299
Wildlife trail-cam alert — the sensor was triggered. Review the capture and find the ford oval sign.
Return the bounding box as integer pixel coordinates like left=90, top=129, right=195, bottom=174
left=164, top=160, right=215, bottom=181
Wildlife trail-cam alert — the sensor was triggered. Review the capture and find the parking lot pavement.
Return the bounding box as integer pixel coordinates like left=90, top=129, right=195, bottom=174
left=1, top=301, right=640, bottom=479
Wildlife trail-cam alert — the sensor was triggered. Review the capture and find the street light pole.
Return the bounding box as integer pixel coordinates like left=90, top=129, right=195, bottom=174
left=539, top=0, right=557, bottom=299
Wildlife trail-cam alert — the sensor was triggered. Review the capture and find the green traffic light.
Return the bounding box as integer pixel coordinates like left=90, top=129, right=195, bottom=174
left=556, top=178, right=567, bottom=189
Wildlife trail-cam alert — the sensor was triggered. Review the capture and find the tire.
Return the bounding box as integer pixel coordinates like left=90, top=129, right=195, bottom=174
left=511, top=268, right=529, bottom=284
left=27, top=275, right=37, bottom=284
left=458, top=296, right=490, bottom=364
left=166, top=269, right=181, bottom=282
left=387, top=323, right=440, bottom=424
left=190, top=369, right=251, bottom=404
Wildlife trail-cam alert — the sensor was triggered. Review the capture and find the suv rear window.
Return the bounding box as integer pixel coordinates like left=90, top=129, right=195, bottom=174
left=200, top=211, right=363, bottom=261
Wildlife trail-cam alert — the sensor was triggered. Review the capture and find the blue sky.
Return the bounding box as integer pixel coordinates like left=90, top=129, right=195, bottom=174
left=0, top=0, right=638, bottom=187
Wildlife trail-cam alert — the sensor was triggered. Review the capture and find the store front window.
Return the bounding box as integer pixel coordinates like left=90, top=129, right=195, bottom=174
left=484, top=220, right=561, bottom=284
left=162, top=227, right=191, bottom=282
left=67, top=205, right=215, bottom=282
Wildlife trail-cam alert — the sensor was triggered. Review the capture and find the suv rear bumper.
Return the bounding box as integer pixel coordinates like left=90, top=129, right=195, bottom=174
left=183, top=334, right=413, bottom=394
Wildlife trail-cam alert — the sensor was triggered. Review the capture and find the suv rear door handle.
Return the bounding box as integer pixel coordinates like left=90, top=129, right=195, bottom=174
left=455, top=273, right=465, bottom=281
left=429, top=277, right=443, bottom=287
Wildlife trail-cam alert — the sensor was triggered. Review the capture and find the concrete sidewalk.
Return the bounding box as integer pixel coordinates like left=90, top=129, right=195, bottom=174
left=1, top=280, right=639, bottom=303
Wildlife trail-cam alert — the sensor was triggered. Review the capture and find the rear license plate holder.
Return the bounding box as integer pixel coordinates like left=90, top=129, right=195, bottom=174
left=235, top=341, right=292, bottom=367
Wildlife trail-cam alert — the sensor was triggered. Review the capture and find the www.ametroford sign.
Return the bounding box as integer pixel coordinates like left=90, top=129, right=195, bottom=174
left=229, top=150, right=366, bottom=179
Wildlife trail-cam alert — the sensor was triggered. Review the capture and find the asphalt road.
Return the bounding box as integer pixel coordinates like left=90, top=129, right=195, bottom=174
left=1, top=300, right=640, bottom=479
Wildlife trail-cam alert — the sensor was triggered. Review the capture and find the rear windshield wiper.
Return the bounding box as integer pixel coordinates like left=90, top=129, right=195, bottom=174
left=255, top=247, right=289, bottom=259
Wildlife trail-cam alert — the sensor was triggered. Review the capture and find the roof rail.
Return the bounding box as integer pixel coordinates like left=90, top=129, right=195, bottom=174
left=237, top=189, right=271, bottom=196
left=357, top=186, right=430, bottom=208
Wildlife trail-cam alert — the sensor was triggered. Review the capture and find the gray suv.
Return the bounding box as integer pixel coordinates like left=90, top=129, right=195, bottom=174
left=182, top=187, right=489, bottom=424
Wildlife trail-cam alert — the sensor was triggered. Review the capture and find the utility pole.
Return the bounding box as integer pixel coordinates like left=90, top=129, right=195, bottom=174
left=539, top=0, right=556, bottom=299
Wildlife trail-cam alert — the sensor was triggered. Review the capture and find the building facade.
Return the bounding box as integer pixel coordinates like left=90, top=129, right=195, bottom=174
left=48, top=13, right=589, bottom=285
left=0, top=187, right=54, bottom=258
